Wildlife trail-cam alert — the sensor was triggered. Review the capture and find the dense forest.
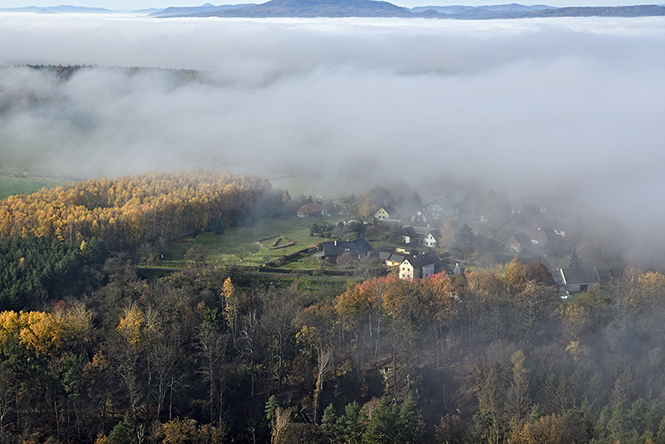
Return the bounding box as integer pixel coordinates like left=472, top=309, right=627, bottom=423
left=0, top=171, right=664, bottom=444
left=0, top=171, right=271, bottom=250
left=0, top=240, right=663, bottom=443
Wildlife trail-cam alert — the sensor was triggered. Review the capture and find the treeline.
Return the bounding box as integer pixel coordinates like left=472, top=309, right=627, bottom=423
left=0, top=171, right=271, bottom=250
left=0, top=236, right=107, bottom=310
left=0, top=254, right=663, bottom=443
left=23, top=65, right=200, bottom=83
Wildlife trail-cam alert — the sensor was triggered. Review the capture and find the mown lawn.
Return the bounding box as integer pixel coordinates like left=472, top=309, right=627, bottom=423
left=0, top=175, right=64, bottom=200
left=157, top=217, right=342, bottom=268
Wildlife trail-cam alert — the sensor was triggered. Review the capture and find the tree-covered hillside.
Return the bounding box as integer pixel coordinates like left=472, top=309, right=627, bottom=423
left=0, top=170, right=271, bottom=250
left=0, top=256, right=663, bottom=443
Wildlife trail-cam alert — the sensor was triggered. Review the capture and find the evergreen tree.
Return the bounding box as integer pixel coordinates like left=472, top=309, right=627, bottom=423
left=396, top=394, right=424, bottom=444
left=608, top=402, right=631, bottom=443
left=341, top=401, right=367, bottom=444
left=656, top=416, right=665, bottom=444
left=108, top=412, right=136, bottom=444
left=453, top=224, right=476, bottom=260
left=214, top=217, right=225, bottom=235
left=568, top=248, right=580, bottom=268
left=364, top=396, right=422, bottom=444
left=364, top=399, right=399, bottom=444
left=320, top=404, right=340, bottom=443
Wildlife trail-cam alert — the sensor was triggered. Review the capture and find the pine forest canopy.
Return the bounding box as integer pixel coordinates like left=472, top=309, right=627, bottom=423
left=0, top=170, right=270, bottom=250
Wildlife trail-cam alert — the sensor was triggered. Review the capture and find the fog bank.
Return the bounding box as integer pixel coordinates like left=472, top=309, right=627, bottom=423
left=1, top=14, right=664, bottom=256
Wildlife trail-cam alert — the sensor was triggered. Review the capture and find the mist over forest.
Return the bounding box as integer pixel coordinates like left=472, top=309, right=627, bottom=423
left=1, top=11, right=665, bottom=444
left=0, top=15, right=664, bottom=252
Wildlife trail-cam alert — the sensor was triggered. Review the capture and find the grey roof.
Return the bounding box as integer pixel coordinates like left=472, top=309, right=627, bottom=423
left=560, top=267, right=600, bottom=285
left=380, top=252, right=405, bottom=263
left=404, top=226, right=440, bottom=237
left=403, top=251, right=439, bottom=268
left=418, top=227, right=440, bottom=238
left=437, top=262, right=463, bottom=275
left=379, top=251, right=392, bottom=261
left=403, top=226, right=417, bottom=237
left=378, top=204, right=396, bottom=215
left=320, top=238, right=373, bottom=257
left=513, top=232, right=531, bottom=246
left=390, top=254, right=405, bottom=263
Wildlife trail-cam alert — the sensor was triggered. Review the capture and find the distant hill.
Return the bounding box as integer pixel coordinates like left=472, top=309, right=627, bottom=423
left=158, top=0, right=665, bottom=18
left=190, top=0, right=412, bottom=17
left=411, top=3, right=554, bottom=14
left=0, top=4, right=113, bottom=13
left=149, top=2, right=255, bottom=17
left=411, top=3, right=664, bottom=18
left=522, top=4, right=665, bottom=16
left=1, top=2, right=663, bottom=18
left=411, top=3, right=557, bottom=18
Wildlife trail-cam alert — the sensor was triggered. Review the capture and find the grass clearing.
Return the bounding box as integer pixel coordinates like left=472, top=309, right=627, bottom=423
left=0, top=175, right=65, bottom=200
left=157, top=217, right=341, bottom=268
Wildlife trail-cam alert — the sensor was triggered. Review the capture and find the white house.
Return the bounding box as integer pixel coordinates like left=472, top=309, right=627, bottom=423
left=399, top=252, right=439, bottom=280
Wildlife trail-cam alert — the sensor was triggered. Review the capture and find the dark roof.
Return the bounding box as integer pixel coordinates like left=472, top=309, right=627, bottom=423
left=403, top=226, right=439, bottom=237
left=416, top=227, right=440, bottom=238
left=438, top=263, right=455, bottom=274
left=403, top=251, right=439, bottom=268
left=379, top=252, right=405, bottom=262
left=378, top=204, right=396, bottom=215
left=414, top=208, right=436, bottom=221
left=437, top=263, right=463, bottom=275
left=389, top=254, right=405, bottom=263
left=320, top=238, right=373, bottom=257
left=403, top=226, right=417, bottom=237
left=560, top=267, right=600, bottom=285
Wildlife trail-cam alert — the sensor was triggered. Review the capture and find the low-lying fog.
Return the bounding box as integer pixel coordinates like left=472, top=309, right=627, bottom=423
left=1, top=14, right=664, bottom=261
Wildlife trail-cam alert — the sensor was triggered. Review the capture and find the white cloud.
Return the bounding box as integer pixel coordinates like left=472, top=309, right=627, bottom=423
left=1, top=14, right=664, bottom=257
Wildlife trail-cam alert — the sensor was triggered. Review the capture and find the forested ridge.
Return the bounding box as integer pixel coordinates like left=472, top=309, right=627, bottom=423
left=0, top=171, right=270, bottom=250
left=0, top=250, right=663, bottom=443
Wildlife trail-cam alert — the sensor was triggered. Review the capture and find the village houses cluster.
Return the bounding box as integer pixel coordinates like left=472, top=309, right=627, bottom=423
left=296, top=194, right=600, bottom=296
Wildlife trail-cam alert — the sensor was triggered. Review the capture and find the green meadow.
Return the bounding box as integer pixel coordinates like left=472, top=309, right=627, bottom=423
left=156, top=217, right=342, bottom=268
left=0, top=175, right=64, bottom=200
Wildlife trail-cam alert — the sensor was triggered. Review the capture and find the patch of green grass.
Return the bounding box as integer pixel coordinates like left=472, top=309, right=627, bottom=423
left=159, top=217, right=341, bottom=268
left=0, top=175, right=64, bottom=200
left=563, top=292, right=582, bottom=305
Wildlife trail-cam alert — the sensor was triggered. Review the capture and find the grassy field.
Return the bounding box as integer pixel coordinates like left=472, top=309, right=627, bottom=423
left=0, top=175, right=65, bottom=200
left=156, top=217, right=342, bottom=268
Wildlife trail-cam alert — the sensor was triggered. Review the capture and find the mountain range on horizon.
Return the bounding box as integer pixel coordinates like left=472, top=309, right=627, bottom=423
left=1, top=1, right=664, bottom=18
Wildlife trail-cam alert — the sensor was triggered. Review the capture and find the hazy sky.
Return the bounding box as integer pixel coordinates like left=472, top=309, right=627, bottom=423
left=1, top=14, right=664, bottom=260
left=0, top=0, right=656, bottom=10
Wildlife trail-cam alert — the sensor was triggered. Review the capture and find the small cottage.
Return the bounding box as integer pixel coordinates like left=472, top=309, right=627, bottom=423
left=559, top=267, right=601, bottom=293
left=317, top=238, right=373, bottom=263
